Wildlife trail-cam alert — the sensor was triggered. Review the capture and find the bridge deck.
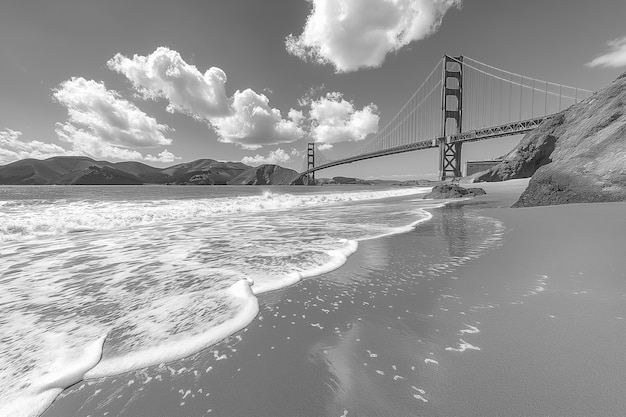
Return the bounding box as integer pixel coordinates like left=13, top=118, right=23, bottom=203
left=300, top=116, right=553, bottom=175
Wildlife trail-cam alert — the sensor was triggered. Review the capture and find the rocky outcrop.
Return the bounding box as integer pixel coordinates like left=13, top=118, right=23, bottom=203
left=474, top=119, right=563, bottom=183
left=228, top=164, right=300, bottom=185
left=475, top=70, right=626, bottom=207
left=423, top=184, right=486, bottom=199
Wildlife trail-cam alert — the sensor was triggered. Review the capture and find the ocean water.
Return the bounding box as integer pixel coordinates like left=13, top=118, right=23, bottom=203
left=0, top=184, right=436, bottom=417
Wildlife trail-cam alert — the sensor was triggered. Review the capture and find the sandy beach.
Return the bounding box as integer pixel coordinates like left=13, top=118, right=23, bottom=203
left=41, top=180, right=626, bottom=417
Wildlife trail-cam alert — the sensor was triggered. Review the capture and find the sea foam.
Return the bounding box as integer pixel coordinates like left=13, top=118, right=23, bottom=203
left=1, top=185, right=436, bottom=416
left=251, top=239, right=359, bottom=294
left=0, top=187, right=430, bottom=241
left=1, top=335, right=106, bottom=417
left=85, top=280, right=258, bottom=378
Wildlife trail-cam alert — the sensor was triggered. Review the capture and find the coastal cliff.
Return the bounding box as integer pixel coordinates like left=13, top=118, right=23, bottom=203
left=475, top=70, right=626, bottom=207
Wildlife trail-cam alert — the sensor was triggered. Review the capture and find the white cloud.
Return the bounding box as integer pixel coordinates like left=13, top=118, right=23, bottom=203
left=309, top=92, right=379, bottom=143
left=288, top=108, right=306, bottom=126
left=286, top=0, right=461, bottom=72
left=145, top=150, right=181, bottom=163
left=108, top=47, right=230, bottom=119
left=297, top=84, right=326, bottom=107
left=317, top=143, right=334, bottom=151
left=241, top=148, right=293, bottom=166
left=110, top=47, right=305, bottom=148
left=586, top=36, right=626, bottom=68
left=53, top=77, right=176, bottom=161
left=212, top=89, right=305, bottom=149
left=0, top=129, right=74, bottom=164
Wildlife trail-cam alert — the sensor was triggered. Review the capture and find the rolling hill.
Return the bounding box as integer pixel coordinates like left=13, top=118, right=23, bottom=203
left=0, top=156, right=253, bottom=185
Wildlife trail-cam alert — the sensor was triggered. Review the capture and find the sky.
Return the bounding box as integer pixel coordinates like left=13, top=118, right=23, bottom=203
left=1, top=0, right=625, bottom=179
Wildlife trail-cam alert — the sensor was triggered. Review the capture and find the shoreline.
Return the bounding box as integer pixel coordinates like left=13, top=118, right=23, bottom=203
left=4, top=184, right=435, bottom=417
left=42, top=180, right=626, bottom=416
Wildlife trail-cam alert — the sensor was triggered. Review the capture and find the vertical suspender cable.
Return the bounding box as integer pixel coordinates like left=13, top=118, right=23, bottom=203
left=518, top=76, right=524, bottom=120
left=483, top=66, right=487, bottom=127
left=509, top=72, right=513, bottom=122
left=543, top=81, right=548, bottom=116
left=530, top=78, right=535, bottom=119
left=498, top=70, right=502, bottom=125
left=489, top=64, right=493, bottom=126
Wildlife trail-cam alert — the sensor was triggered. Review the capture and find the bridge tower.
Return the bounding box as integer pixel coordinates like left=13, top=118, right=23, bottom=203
left=306, top=142, right=315, bottom=185
left=439, top=55, right=463, bottom=180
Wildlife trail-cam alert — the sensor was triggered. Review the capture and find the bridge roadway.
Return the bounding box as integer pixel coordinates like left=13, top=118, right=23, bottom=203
left=300, top=115, right=553, bottom=176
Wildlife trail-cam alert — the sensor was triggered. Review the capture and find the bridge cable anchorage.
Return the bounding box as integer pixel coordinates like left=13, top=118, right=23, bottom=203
left=299, top=55, right=593, bottom=180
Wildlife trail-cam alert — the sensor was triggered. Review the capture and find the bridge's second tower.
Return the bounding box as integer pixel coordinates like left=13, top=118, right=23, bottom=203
left=306, top=142, right=315, bottom=185
left=439, top=55, right=463, bottom=180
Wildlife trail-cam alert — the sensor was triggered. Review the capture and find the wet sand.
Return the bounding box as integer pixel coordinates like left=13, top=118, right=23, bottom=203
left=42, top=180, right=626, bottom=417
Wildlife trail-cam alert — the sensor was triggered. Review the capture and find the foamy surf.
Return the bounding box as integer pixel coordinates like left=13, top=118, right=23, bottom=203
left=85, top=280, right=259, bottom=378
left=39, top=335, right=106, bottom=389
left=0, top=187, right=430, bottom=241
left=1, top=185, right=437, bottom=416
left=251, top=239, right=359, bottom=294
left=1, top=335, right=106, bottom=417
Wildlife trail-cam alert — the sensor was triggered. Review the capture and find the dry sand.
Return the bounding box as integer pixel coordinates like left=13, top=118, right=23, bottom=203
left=42, top=180, right=626, bottom=417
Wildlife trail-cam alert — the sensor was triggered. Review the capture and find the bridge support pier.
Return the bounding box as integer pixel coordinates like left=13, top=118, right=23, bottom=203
left=439, top=55, right=463, bottom=181
left=439, top=138, right=462, bottom=179
left=306, top=142, right=315, bottom=185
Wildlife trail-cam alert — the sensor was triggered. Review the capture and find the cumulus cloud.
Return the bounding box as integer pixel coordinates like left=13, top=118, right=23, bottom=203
left=586, top=36, right=626, bottom=68
left=108, top=47, right=230, bottom=118
left=110, top=47, right=305, bottom=148
left=297, top=84, right=326, bottom=107
left=145, top=150, right=181, bottom=163
left=211, top=89, right=305, bottom=149
left=309, top=92, right=379, bottom=144
left=286, top=0, right=461, bottom=72
left=317, top=143, right=334, bottom=151
left=288, top=108, right=306, bottom=126
left=53, top=77, right=176, bottom=161
left=0, top=129, right=74, bottom=164
left=241, top=148, right=295, bottom=166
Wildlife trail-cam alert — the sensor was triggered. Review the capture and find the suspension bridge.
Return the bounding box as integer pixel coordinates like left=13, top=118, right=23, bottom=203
left=299, top=55, right=593, bottom=183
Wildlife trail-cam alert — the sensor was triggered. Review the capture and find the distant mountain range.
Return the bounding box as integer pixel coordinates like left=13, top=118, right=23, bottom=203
left=0, top=156, right=301, bottom=185
left=0, top=156, right=433, bottom=186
